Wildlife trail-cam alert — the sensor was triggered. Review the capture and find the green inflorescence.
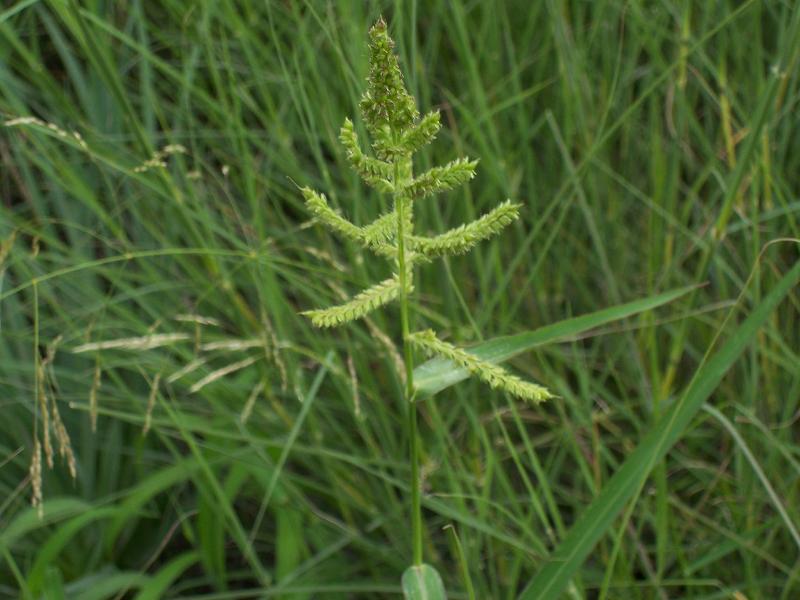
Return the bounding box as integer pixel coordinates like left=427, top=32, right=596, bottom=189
left=301, top=16, right=550, bottom=404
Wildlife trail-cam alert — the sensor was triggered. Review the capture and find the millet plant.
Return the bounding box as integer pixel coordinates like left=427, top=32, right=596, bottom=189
left=301, top=18, right=552, bottom=596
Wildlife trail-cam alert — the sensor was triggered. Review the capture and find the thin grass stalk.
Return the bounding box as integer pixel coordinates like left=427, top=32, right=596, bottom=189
left=394, top=146, right=423, bottom=566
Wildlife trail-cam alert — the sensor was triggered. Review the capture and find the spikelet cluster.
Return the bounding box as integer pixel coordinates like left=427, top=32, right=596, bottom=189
left=301, top=19, right=551, bottom=403
left=359, top=17, right=418, bottom=139
left=304, top=276, right=401, bottom=328
left=409, top=330, right=552, bottom=403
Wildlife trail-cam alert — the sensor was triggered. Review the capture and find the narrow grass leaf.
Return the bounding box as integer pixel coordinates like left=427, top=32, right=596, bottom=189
left=0, top=498, right=91, bottom=552
left=27, top=507, right=119, bottom=594
left=702, top=404, right=800, bottom=551
left=132, top=551, right=199, bottom=600
left=517, top=260, right=800, bottom=600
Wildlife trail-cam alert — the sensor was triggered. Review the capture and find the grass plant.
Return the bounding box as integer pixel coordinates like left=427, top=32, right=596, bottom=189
left=0, top=2, right=799, bottom=599
left=300, top=19, right=551, bottom=594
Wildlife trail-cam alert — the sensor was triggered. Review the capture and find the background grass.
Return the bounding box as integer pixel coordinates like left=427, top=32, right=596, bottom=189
left=1, top=0, right=799, bottom=598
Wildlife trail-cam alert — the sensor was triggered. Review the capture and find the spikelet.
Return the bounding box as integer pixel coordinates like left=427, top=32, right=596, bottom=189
left=262, top=312, right=288, bottom=391
left=29, top=440, right=43, bottom=517
left=339, top=118, right=393, bottom=189
left=72, top=333, right=190, bottom=353
left=50, top=396, right=76, bottom=479
left=302, top=187, right=363, bottom=240
left=359, top=17, right=418, bottom=137
left=240, top=380, right=266, bottom=424
left=361, top=210, right=398, bottom=246
left=412, top=201, right=521, bottom=259
left=190, top=356, right=258, bottom=393
left=143, top=372, right=162, bottom=435
left=36, top=365, right=53, bottom=469
left=405, top=158, right=478, bottom=199
left=302, top=187, right=395, bottom=257
left=347, top=354, right=361, bottom=418
left=89, top=362, right=101, bottom=432
left=408, top=330, right=552, bottom=403
left=402, top=111, right=441, bottom=153
left=133, top=143, right=187, bottom=173
left=302, top=276, right=402, bottom=328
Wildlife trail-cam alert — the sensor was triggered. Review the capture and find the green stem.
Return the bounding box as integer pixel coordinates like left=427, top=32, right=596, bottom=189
left=395, top=153, right=423, bottom=566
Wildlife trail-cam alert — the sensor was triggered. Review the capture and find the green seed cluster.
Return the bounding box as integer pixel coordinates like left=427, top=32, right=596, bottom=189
left=301, top=18, right=551, bottom=403
left=409, top=330, right=552, bottom=403
left=359, top=17, right=419, bottom=136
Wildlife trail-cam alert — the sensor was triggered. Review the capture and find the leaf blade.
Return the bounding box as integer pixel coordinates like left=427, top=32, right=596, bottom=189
left=517, top=260, right=800, bottom=599
left=402, top=564, right=447, bottom=600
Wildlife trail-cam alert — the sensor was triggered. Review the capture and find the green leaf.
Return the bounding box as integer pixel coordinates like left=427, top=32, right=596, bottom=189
left=0, top=498, right=91, bottom=553
left=27, top=506, right=119, bottom=594
left=63, top=571, right=150, bottom=600
left=41, top=567, right=66, bottom=600
left=413, top=285, right=697, bottom=396
left=411, top=200, right=520, bottom=260
left=402, top=564, right=447, bottom=600
left=133, top=552, right=199, bottom=600
left=518, top=259, right=800, bottom=599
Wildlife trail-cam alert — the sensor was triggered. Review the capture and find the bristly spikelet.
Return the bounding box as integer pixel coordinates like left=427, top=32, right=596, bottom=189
left=339, top=118, right=393, bottom=189
left=402, top=111, right=441, bottom=153
left=406, top=158, right=478, bottom=199
left=302, top=187, right=395, bottom=256
left=362, top=210, right=398, bottom=246
left=302, top=277, right=403, bottom=328
left=408, top=330, right=552, bottom=403
left=302, top=187, right=365, bottom=243
left=359, top=17, right=418, bottom=137
left=411, top=201, right=521, bottom=259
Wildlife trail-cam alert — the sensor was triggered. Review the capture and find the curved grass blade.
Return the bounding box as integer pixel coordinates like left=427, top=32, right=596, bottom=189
left=0, top=498, right=91, bottom=552
left=702, top=404, right=800, bottom=551
left=27, top=506, right=119, bottom=594
left=518, top=260, right=800, bottom=599
left=402, top=564, right=447, bottom=599
left=414, top=285, right=696, bottom=396
left=132, top=551, right=199, bottom=600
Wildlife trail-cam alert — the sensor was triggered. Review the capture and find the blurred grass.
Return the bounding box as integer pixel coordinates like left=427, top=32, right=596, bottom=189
left=1, top=1, right=799, bottom=598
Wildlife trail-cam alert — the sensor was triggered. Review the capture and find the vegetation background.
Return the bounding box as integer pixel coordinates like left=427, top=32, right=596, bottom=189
left=1, top=0, right=799, bottom=598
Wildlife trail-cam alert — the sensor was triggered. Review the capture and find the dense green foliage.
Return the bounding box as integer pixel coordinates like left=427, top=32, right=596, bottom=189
left=1, top=1, right=799, bottom=598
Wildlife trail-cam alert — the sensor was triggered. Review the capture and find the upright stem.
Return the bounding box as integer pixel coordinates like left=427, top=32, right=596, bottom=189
left=394, top=152, right=423, bottom=566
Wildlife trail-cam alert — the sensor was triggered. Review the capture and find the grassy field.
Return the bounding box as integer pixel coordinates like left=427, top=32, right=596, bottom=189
left=1, top=1, right=799, bottom=598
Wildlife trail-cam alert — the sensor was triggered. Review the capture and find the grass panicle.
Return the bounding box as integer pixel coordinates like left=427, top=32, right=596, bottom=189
left=300, top=17, right=552, bottom=588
